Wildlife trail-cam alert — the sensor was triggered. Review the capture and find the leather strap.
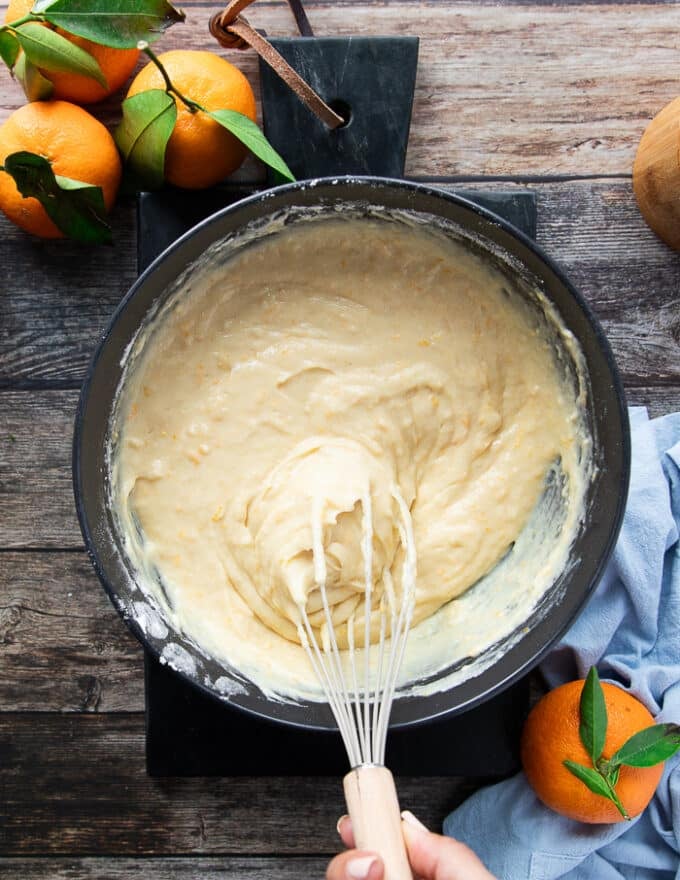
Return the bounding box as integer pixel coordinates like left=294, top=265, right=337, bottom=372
left=287, top=0, right=315, bottom=37
left=209, top=0, right=345, bottom=129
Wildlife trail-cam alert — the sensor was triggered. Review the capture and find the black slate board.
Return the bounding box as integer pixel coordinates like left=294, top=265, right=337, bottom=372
left=258, top=37, right=419, bottom=181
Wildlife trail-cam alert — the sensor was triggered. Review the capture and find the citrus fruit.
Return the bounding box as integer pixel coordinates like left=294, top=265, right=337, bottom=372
left=5, top=0, right=140, bottom=104
left=0, top=100, right=122, bottom=238
left=126, top=49, right=257, bottom=189
left=521, top=678, right=664, bottom=823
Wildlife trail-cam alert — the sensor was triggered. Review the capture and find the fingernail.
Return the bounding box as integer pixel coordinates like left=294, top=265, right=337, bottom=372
left=347, top=855, right=377, bottom=879
left=336, top=814, right=349, bottom=836
left=401, top=810, right=428, bottom=832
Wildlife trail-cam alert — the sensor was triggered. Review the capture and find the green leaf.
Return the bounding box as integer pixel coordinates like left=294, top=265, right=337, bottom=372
left=579, top=666, right=608, bottom=765
left=610, top=723, right=680, bottom=768
left=115, top=89, right=176, bottom=190
left=34, top=0, right=185, bottom=49
left=2, top=151, right=112, bottom=244
left=14, top=22, right=106, bottom=86
left=608, top=764, right=620, bottom=788
left=563, top=760, right=612, bottom=799
left=0, top=30, right=20, bottom=69
left=564, top=759, right=630, bottom=820
left=209, top=109, right=295, bottom=183
left=13, top=51, right=54, bottom=101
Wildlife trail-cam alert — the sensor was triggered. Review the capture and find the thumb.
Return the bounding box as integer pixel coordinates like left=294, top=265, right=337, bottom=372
left=326, top=849, right=384, bottom=880
left=401, top=812, right=497, bottom=880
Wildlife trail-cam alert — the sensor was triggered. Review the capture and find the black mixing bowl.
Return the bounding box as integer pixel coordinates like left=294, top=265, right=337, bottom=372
left=73, top=176, right=630, bottom=730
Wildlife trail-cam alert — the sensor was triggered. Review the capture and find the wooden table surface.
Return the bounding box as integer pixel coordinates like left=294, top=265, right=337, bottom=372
left=1, top=0, right=679, bottom=876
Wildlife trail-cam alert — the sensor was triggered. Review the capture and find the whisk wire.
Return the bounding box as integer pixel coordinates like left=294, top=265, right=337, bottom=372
left=374, top=490, right=417, bottom=761
left=361, top=488, right=373, bottom=765
left=308, top=498, right=364, bottom=764
left=300, top=484, right=417, bottom=769
left=299, top=608, right=360, bottom=765
left=347, top=615, right=368, bottom=764
left=319, top=588, right=361, bottom=764
left=371, top=595, right=387, bottom=761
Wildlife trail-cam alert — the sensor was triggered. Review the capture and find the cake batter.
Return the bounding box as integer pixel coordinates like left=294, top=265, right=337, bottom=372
left=113, top=214, right=591, bottom=699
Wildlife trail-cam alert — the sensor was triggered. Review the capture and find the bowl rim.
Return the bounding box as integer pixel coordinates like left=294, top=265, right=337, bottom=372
left=72, top=174, right=631, bottom=730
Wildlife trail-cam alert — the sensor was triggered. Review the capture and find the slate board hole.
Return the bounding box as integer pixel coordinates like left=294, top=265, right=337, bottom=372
left=328, top=98, right=352, bottom=128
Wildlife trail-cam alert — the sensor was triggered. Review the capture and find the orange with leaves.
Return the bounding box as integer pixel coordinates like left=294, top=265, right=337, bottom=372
left=521, top=670, right=679, bottom=824
left=126, top=49, right=257, bottom=189
left=4, top=0, right=139, bottom=104
left=0, top=100, right=121, bottom=238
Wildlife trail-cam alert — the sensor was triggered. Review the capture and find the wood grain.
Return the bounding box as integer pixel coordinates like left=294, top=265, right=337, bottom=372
left=1, top=180, right=679, bottom=387
left=1, top=2, right=679, bottom=178
left=0, top=713, right=474, bottom=855
left=0, top=390, right=81, bottom=548
left=0, top=202, right=138, bottom=388
left=0, top=858, right=328, bottom=878
left=0, top=551, right=142, bottom=712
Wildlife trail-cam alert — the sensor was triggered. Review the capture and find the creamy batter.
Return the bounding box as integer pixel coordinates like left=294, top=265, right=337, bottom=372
left=112, top=213, right=591, bottom=700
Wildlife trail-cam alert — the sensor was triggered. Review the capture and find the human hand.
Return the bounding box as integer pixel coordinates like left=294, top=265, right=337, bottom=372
left=326, top=811, right=496, bottom=880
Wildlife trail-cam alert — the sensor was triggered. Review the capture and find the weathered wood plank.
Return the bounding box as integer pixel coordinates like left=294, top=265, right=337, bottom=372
left=1, top=3, right=678, bottom=177
left=622, top=386, right=680, bottom=416
left=0, top=858, right=329, bottom=879
left=0, top=551, right=142, bottom=712
left=0, top=713, right=474, bottom=855
left=0, top=201, right=138, bottom=386
left=531, top=182, right=680, bottom=386
left=0, top=390, right=81, bottom=548
left=1, top=382, right=679, bottom=551
left=1, top=180, right=679, bottom=386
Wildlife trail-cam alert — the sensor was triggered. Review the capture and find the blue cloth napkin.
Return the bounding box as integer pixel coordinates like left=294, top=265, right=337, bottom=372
left=443, top=408, right=680, bottom=879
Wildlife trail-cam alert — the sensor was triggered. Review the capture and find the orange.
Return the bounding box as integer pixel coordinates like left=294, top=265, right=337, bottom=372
left=5, top=0, right=140, bottom=104
left=126, top=49, right=257, bottom=189
left=521, top=679, right=664, bottom=824
left=0, top=101, right=122, bottom=238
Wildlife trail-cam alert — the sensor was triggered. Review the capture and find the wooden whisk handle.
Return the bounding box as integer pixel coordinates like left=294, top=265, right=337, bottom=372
left=343, top=765, right=414, bottom=880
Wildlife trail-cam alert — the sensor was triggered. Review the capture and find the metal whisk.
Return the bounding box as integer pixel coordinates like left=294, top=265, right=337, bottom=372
left=297, top=487, right=417, bottom=880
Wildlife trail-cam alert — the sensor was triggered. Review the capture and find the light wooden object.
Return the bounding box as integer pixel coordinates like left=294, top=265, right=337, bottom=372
left=633, top=97, right=680, bottom=252
left=344, top=765, right=413, bottom=880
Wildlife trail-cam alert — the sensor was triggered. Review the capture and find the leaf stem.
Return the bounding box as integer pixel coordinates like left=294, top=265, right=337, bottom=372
left=2, top=13, right=42, bottom=31
left=140, top=43, right=203, bottom=115
left=603, top=776, right=630, bottom=821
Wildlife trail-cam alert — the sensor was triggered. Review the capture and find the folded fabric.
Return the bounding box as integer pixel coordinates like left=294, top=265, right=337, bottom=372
left=443, top=408, right=680, bottom=880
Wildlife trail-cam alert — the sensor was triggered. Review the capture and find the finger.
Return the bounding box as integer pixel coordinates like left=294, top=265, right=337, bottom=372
left=336, top=814, right=355, bottom=848
left=326, top=849, right=384, bottom=880
left=401, top=812, right=497, bottom=880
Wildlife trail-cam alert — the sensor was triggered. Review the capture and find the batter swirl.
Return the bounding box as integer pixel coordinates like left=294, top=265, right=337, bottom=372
left=114, top=216, right=590, bottom=699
